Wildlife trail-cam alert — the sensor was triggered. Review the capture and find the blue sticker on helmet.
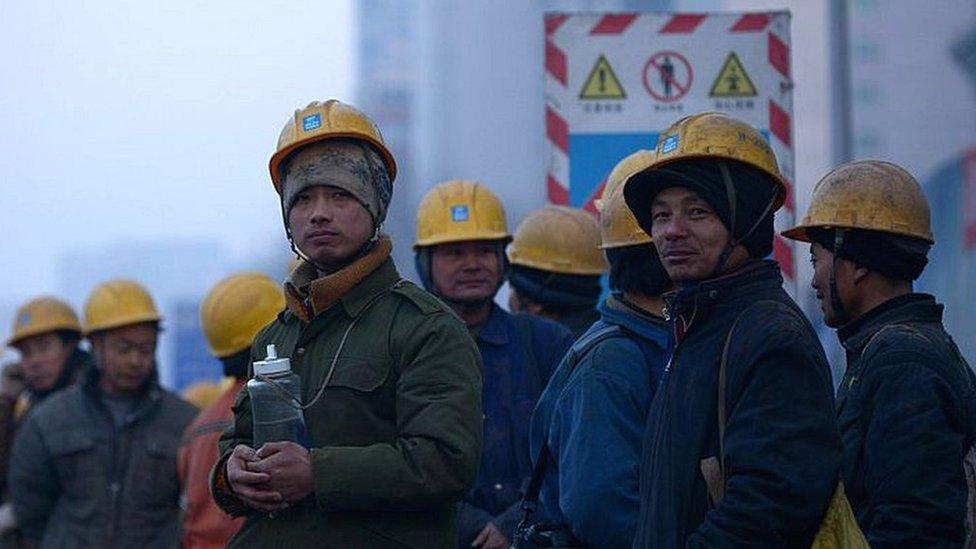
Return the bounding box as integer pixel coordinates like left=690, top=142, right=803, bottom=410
left=16, top=313, right=30, bottom=327
left=302, top=113, right=322, bottom=132
left=661, top=134, right=679, bottom=154
left=451, top=205, right=470, bottom=222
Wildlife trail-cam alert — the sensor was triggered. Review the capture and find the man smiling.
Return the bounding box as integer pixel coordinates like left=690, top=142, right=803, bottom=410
left=624, top=112, right=842, bottom=547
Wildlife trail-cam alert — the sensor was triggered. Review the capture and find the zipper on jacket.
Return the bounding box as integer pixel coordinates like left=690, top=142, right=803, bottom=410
left=107, top=418, right=121, bottom=543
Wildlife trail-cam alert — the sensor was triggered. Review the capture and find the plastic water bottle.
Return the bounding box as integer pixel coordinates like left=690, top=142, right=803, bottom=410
left=248, top=344, right=308, bottom=448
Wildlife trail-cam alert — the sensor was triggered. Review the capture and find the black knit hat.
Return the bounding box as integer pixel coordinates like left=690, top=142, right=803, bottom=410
left=508, top=264, right=602, bottom=313
left=624, top=158, right=780, bottom=258
left=808, top=228, right=930, bottom=281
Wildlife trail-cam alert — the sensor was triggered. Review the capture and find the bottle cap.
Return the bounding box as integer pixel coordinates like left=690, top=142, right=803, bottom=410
left=253, top=344, right=291, bottom=376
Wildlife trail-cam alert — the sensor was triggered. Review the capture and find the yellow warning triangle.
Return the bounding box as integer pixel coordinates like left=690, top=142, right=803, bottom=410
left=709, top=52, right=757, bottom=97
left=580, top=55, right=626, bottom=100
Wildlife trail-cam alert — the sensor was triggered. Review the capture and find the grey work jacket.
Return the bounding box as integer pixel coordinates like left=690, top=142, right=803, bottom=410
left=8, top=367, right=197, bottom=548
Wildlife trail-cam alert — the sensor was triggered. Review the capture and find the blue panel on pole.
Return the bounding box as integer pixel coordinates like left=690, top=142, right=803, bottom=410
left=568, top=133, right=659, bottom=208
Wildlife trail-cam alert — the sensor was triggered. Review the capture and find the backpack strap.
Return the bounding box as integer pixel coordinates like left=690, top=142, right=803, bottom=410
left=701, top=300, right=777, bottom=507
left=516, top=324, right=624, bottom=530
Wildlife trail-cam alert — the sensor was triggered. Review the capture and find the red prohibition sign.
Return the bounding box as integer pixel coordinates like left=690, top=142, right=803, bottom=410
left=642, top=51, right=693, bottom=103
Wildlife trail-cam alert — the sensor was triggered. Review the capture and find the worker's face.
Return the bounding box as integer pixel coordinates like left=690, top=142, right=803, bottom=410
left=91, top=323, right=158, bottom=396
left=430, top=241, right=501, bottom=304
left=649, top=187, right=731, bottom=282
left=13, top=332, right=74, bottom=393
left=289, top=184, right=374, bottom=272
left=810, top=242, right=857, bottom=328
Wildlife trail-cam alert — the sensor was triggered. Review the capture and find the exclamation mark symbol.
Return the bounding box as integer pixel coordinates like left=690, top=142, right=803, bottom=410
left=599, top=68, right=606, bottom=93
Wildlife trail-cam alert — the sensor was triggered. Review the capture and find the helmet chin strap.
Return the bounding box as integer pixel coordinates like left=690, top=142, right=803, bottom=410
left=829, top=230, right=847, bottom=321
left=283, top=197, right=382, bottom=274
left=708, top=162, right=778, bottom=279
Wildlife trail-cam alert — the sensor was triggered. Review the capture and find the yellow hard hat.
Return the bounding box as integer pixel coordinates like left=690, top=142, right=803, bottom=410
left=84, top=279, right=162, bottom=335
left=8, top=297, right=82, bottom=347
left=182, top=380, right=224, bottom=409
left=414, top=180, right=510, bottom=248
left=507, top=206, right=608, bottom=275
left=624, top=113, right=788, bottom=231
left=598, top=151, right=656, bottom=249
left=269, top=99, right=397, bottom=194
left=200, top=273, right=284, bottom=358
left=782, top=160, right=933, bottom=243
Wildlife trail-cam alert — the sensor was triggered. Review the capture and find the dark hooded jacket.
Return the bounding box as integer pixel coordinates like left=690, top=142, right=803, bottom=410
left=836, top=293, right=976, bottom=547
left=633, top=260, right=842, bottom=548
left=7, top=364, right=197, bottom=548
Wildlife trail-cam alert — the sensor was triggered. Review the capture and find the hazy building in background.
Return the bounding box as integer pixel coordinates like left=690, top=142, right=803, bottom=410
left=356, top=0, right=661, bottom=284
left=846, top=1, right=975, bottom=177
left=896, top=3, right=976, bottom=362
left=356, top=0, right=420, bottom=279
left=827, top=0, right=976, bottom=363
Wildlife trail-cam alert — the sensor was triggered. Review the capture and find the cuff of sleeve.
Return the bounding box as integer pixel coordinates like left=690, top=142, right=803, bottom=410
left=458, top=502, right=493, bottom=545
left=209, top=451, right=251, bottom=518
left=311, top=447, right=334, bottom=509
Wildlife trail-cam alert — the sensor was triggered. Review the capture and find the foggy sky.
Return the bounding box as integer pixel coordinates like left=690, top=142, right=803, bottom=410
left=0, top=0, right=354, bottom=302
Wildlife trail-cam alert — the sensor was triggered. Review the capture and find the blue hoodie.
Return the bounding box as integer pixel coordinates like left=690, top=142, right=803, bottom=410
left=529, top=294, right=669, bottom=548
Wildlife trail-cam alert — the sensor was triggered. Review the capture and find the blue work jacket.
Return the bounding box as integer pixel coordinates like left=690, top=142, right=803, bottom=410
left=458, top=304, right=574, bottom=545
left=529, top=294, right=669, bottom=548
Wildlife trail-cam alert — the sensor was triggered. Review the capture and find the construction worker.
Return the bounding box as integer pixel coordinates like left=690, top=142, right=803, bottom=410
left=507, top=206, right=607, bottom=338
left=623, top=113, right=842, bottom=546
left=413, top=180, right=573, bottom=549
left=527, top=150, right=671, bottom=548
left=0, top=297, right=92, bottom=541
left=178, top=272, right=285, bottom=548
left=8, top=279, right=197, bottom=547
left=783, top=160, right=976, bottom=546
left=211, top=100, right=483, bottom=548
left=182, top=379, right=227, bottom=409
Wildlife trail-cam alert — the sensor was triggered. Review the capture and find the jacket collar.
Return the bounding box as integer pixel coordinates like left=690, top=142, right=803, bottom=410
left=82, top=360, right=162, bottom=421
left=475, top=304, right=510, bottom=347
left=664, top=259, right=781, bottom=322
left=285, top=235, right=396, bottom=322
left=838, top=293, right=942, bottom=355
left=600, top=294, right=669, bottom=342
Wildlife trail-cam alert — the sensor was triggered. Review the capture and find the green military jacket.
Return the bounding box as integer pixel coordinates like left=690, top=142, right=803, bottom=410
left=214, top=258, right=483, bottom=548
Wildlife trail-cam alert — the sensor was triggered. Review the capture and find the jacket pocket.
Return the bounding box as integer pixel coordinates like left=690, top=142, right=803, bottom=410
left=48, top=430, right=95, bottom=455
left=47, top=431, right=97, bottom=490
left=327, top=355, right=391, bottom=393
left=131, top=435, right=181, bottom=515
left=47, top=430, right=100, bottom=523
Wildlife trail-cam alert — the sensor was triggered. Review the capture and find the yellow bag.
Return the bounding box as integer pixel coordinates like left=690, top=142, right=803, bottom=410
left=700, top=304, right=869, bottom=548
left=810, top=483, right=868, bottom=549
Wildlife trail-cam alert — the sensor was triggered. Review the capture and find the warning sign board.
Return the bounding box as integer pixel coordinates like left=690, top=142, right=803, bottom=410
left=580, top=55, right=626, bottom=99
left=643, top=51, right=692, bottom=103
left=544, top=11, right=797, bottom=292
left=709, top=52, right=757, bottom=97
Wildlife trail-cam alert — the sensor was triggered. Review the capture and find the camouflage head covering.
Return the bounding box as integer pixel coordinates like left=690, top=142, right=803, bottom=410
left=281, top=139, right=393, bottom=226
